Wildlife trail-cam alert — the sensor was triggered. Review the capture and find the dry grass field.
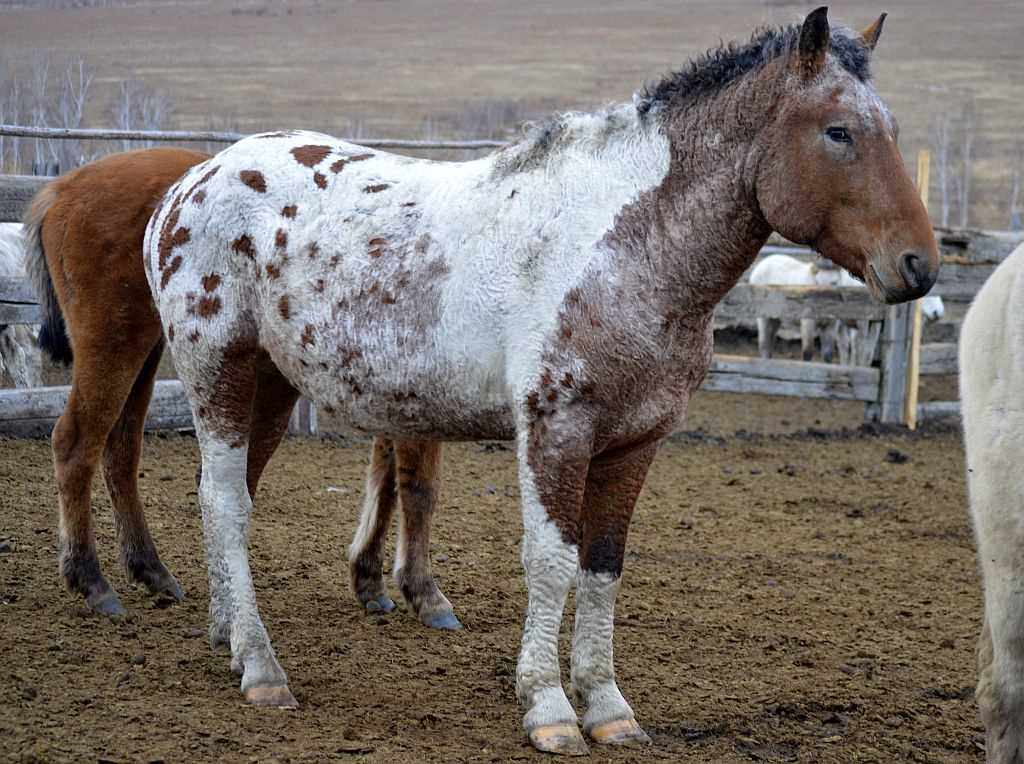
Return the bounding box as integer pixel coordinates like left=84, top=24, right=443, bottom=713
left=0, top=0, right=1022, bottom=225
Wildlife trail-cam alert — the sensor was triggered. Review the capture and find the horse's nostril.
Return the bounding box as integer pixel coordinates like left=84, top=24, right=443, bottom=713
left=899, top=252, right=923, bottom=290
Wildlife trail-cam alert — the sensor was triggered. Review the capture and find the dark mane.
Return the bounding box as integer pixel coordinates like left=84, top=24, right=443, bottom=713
left=637, top=24, right=871, bottom=114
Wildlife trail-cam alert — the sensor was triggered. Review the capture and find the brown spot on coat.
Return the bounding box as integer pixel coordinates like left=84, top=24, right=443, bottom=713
left=188, top=330, right=200, bottom=343
left=275, top=229, right=288, bottom=249
left=315, top=279, right=325, bottom=293
left=196, top=295, right=222, bottom=318
left=401, top=201, right=417, bottom=208
left=364, top=183, right=390, bottom=194
left=290, top=145, right=332, bottom=168
left=300, top=324, right=316, bottom=348
left=281, top=204, right=298, bottom=219
left=368, top=237, right=387, bottom=258
left=278, top=295, right=291, bottom=319
left=202, top=273, right=222, bottom=293
left=232, top=235, right=256, bottom=259
left=313, top=172, right=327, bottom=190
left=192, top=190, right=206, bottom=205
left=266, top=262, right=281, bottom=280
left=167, top=324, right=175, bottom=343
left=307, top=242, right=320, bottom=259
left=239, top=170, right=267, bottom=193
left=330, top=153, right=373, bottom=173
left=160, top=256, right=183, bottom=289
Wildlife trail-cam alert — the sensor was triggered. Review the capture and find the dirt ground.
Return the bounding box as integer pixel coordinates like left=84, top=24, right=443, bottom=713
left=0, top=387, right=982, bottom=763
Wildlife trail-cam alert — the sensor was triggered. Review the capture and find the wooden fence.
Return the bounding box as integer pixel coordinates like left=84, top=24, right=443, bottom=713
left=1, top=125, right=1020, bottom=435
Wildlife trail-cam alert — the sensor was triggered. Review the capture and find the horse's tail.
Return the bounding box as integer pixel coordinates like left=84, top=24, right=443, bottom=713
left=23, top=183, right=73, bottom=365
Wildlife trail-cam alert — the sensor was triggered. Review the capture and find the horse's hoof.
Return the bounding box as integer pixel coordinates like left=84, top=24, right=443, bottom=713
left=528, top=724, right=589, bottom=756
left=363, top=594, right=395, bottom=613
left=153, top=572, right=185, bottom=602
left=423, top=610, right=462, bottom=631
left=244, top=685, right=298, bottom=708
left=588, top=718, right=651, bottom=747
left=87, top=589, right=126, bottom=619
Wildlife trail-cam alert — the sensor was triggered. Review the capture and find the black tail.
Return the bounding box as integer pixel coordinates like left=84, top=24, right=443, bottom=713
left=23, top=183, right=73, bottom=365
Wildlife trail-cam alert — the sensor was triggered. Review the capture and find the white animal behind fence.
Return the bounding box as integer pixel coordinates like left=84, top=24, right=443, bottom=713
left=749, top=254, right=943, bottom=366
left=0, top=223, right=42, bottom=388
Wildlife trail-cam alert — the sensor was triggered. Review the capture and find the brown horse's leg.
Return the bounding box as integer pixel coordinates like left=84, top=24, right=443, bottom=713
left=53, top=336, right=159, bottom=618
left=348, top=437, right=399, bottom=612
left=393, top=440, right=461, bottom=630
left=571, top=442, right=658, bottom=748
left=245, top=356, right=301, bottom=497
left=103, top=339, right=183, bottom=601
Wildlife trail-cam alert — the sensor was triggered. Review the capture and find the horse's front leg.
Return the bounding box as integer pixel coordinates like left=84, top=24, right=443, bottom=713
left=516, top=426, right=591, bottom=756
left=572, top=441, right=657, bottom=748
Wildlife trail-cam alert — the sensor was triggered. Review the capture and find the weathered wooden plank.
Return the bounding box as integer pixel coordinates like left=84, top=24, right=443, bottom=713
left=920, top=343, right=958, bottom=376
left=877, top=303, right=912, bottom=423
left=0, top=380, right=192, bottom=431
left=701, top=354, right=880, bottom=402
left=0, top=303, right=41, bottom=324
left=935, top=227, right=1024, bottom=264
left=288, top=398, right=318, bottom=436
left=0, top=277, right=36, bottom=303
left=929, top=262, right=997, bottom=299
left=0, top=174, right=50, bottom=223
left=717, top=284, right=888, bottom=323
left=917, top=400, right=961, bottom=421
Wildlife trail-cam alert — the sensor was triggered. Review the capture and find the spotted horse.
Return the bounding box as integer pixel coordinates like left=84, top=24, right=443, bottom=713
left=145, top=8, right=938, bottom=755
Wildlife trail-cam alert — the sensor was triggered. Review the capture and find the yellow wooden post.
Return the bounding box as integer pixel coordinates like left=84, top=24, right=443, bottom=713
left=904, top=149, right=930, bottom=429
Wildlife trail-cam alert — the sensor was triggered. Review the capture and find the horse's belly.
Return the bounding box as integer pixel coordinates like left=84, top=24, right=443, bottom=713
left=262, top=319, right=515, bottom=440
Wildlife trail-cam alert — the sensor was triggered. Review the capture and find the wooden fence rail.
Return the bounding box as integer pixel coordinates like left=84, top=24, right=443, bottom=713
left=0, top=124, right=506, bottom=150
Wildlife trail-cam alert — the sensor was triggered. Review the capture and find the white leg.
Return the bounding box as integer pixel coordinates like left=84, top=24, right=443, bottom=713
left=572, top=571, right=639, bottom=734
left=757, top=317, right=776, bottom=359
left=516, top=436, right=588, bottom=755
left=800, top=318, right=816, bottom=361
left=199, top=437, right=295, bottom=707
left=820, top=320, right=838, bottom=364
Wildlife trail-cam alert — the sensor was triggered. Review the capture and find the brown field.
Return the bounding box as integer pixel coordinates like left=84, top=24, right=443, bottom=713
left=0, top=0, right=1022, bottom=226
left=0, top=408, right=982, bottom=763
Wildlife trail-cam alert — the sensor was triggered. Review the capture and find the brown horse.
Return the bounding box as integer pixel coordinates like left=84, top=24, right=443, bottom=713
left=26, top=148, right=458, bottom=627
left=143, top=8, right=938, bottom=754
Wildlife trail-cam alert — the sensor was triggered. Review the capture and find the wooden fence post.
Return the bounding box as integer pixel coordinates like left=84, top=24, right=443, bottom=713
left=903, top=149, right=931, bottom=429
left=877, top=302, right=913, bottom=423
left=288, top=397, right=317, bottom=436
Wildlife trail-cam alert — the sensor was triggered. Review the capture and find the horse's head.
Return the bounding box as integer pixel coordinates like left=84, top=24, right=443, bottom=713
left=755, top=7, right=939, bottom=304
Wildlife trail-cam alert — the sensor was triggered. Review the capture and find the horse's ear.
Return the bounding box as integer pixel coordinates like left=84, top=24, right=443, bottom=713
left=860, top=12, right=886, bottom=51
left=796, top=6, right=830, bottom=78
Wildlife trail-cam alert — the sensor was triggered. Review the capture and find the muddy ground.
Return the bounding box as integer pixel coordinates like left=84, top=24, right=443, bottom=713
left=0, top=387, right=982, bottom=763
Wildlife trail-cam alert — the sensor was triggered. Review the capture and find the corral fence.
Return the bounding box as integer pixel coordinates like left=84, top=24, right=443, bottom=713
left=0, top=125, right=1019, bottom=436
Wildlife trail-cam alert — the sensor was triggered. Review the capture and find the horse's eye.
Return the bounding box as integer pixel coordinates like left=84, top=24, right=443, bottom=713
left=826, top=127, right=852, bottom=144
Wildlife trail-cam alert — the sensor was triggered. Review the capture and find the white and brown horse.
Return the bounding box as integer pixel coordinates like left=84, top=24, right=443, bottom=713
left=145, top=9, right=937, bottom=755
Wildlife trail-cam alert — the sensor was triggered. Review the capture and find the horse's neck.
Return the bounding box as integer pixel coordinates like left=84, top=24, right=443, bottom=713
left=603, top=92, right=774, bottom=321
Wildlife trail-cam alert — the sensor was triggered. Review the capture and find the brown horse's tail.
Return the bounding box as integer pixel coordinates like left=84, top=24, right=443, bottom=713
left=23, top=184, right=73, bottom=365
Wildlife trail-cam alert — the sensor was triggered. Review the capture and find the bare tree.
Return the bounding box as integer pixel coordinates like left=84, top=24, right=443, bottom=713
left=111, top=78, right=175, bottom=150
left=1011, top=142, right=1022, bottom=231
left=957, top=99, right=976, bottom=228
left=26, top=54, right=53, bottom=171
left=54, top=57, right=92, bottom=171
left=930, top=111, right=954, bottom=226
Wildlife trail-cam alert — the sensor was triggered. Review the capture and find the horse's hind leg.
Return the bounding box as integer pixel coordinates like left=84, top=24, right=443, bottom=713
left=103, top=339, right=183, bottom=601
left=348, top=437, right=399, bottom=613
left=184, top=338, right=295, bottom=707
left=394, top=440, right=461, bottom=630
left=53, top=334, right=160, bottom=617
